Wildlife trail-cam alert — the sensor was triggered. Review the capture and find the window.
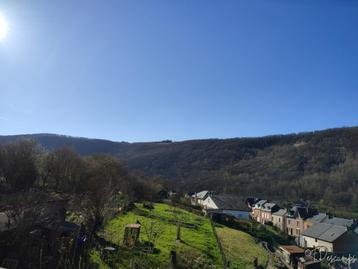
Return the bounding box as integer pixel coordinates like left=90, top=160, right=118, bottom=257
left=297, top=221, right=299, bottom=226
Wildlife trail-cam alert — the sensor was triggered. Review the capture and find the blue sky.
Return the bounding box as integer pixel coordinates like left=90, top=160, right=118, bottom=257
left=0, top=0, right=357, bottom=142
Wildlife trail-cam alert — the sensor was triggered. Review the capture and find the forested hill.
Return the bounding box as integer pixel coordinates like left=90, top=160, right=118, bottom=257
left=1, top=127, right=358, bottom=212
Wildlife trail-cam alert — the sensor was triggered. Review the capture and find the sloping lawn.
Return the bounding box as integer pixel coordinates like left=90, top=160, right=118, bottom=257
left=91, top=203, right=223, bottom=268
left=215, top=226, right=270, bottom=269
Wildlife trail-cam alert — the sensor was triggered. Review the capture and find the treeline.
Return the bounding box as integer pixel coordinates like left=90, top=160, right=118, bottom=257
left=1, top=127, right=358, bottom=214
left=0, top=139, right=167, bottom=232
left=124, top=127, right=358, bottom=213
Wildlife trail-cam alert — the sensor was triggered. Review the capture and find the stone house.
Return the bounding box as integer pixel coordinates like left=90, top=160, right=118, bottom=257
left=272, top=209, right=287, bottom=231
left=286, top=205, right=317, bottom=238
left=250, top=200, right=267, bottom=223
left=250, top=200, right=279, bottom=224
left=300, top=222, right=358, bottom=254
left=260, top=202, right=280, bottom=224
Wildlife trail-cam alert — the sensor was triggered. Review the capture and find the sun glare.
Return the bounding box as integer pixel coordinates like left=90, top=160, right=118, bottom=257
left=0, top=15, right=9, bottom=40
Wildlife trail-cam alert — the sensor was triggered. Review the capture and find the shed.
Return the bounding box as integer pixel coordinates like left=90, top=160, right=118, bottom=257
left=123, top=224, right=141, bottom=247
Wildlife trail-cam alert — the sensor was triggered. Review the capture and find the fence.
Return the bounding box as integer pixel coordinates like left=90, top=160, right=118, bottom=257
left=210, top=219, right=228, bottom=269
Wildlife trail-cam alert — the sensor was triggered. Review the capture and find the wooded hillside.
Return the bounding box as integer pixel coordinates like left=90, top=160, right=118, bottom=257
left=1, top=127, right=358, bottom=212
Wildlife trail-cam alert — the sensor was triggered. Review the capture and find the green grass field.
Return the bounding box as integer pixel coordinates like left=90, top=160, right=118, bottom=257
left=215, top=226, right=270, bottom=269
left=90, top=203, right=223, bottom=268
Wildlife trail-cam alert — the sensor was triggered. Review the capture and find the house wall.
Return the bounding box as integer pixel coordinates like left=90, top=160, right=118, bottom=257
left=287, top=217, right=304, bottom=237
left=191, top=193, right=209, bottom=206
left=272, top=215, right=286, bottom=231
left=192, top=197, right=207, bottom=207
left=261, top=211, right=273, bottom=224
left=251, top=208, right=272, bottom=224
left=302, top=235, right=334, bottom=252
left=303, top=220, right=314, bottom=230
left=251, top=208, right=261, bottom=222
left=278, top=248, right=291, bottom=264
left=334, top=231, right=358, bottom=254
left=197, top=198, right=206, bottom=206
left=202, top=196, right=218, bottom=210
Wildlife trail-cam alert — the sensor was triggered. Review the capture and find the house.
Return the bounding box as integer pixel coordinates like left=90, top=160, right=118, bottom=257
left=203, top=194, right=250, bottom=220
left=191, top=190, right=212, bottom=206
left=300, top=222, right=358, bottom=254
left=245, top=197, right=260, bottom=209
left=304, top=213, right=355, bottom=230
left=260, top=202, right=280, bottom=224
left=277, top=245, right=305, bottom=269
left=303, top=213, right=328, bottom=230
left=250, top=199, right=267, bottom=223
left=286, top=205, right=317, bottom=238
left=251, top=200, right=279, bottom=224
left=272, top=209, right=287, bottom=231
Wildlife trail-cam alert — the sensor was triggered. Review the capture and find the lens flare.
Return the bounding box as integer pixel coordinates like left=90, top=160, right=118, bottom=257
left=0, top=15, right=9, bottom=40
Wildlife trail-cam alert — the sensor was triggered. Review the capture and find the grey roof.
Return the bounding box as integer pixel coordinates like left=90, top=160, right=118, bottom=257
left=273, top=209, right=287, bottom=216
left=286, top=206, right=317, bottom=219
left=306, top=213, right=354, bottom=228
left=262, top=202, right=278, bottom=212
left=246, top=197, right=261, bottom=207
left=254, top=200, right=267, bottom=208
left=192, top=190, right=209, bottom=199
left=209, top=195, right=248, bottom=211
left=322, top=217, right=354, bottom=228
left=302, top=223, right=347, bottom=243
left=306, top=213, right=328, bottom=223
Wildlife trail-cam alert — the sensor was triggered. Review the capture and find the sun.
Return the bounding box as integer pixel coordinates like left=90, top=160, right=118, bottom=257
left=0, top=15, right=9, bottom=40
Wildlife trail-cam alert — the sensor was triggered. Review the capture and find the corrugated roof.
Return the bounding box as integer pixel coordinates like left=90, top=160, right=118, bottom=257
left=302, top=223, right=347, bottom=242
left=280, top=245, right=305, bottom=254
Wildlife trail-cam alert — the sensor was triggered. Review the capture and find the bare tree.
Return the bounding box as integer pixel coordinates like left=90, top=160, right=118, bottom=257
left=0, top=140, right=39, bottom=191
left=81, top=155, right=127, bottom=233
left=40, top=147, right=85, bottom=192
left=141, top=218, right=164, bottom=253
